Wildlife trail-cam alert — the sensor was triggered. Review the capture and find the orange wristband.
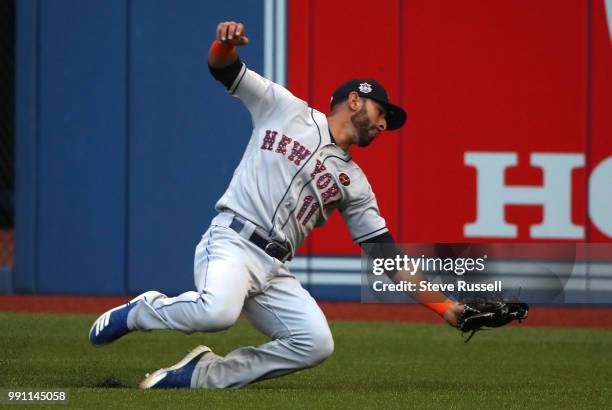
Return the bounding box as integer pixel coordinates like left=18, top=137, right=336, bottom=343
left=210, top=40, right=236, bottom=59
left=423, top=300, right=453, bottom=317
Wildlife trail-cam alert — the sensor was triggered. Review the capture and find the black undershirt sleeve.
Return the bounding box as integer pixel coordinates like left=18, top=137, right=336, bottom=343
left=208, top=58, right=243, bottom=90
left=359, top=232, right=404, bottom=277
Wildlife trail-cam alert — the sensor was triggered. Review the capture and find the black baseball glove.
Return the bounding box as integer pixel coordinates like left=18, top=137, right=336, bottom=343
left=458, top=299, right=529, bottom=342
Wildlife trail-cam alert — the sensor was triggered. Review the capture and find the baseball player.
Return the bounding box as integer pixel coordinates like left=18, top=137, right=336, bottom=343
left=89, top=21, right=466, bottom=389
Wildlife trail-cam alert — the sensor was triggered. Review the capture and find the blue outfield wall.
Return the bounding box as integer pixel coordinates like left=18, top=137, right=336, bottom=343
left=15, top=0, right=270, bottom=296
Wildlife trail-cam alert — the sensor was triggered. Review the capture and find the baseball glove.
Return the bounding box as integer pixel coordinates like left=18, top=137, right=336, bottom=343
left=458, top=299, right=529, bottom=342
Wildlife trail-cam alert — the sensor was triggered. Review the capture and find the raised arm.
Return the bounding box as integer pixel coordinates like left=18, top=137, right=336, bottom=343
left=207, top=20, right=299, bottom=127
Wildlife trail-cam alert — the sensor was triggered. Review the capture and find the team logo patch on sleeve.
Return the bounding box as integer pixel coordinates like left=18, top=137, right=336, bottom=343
left=339, top=173, right=351, bottom=186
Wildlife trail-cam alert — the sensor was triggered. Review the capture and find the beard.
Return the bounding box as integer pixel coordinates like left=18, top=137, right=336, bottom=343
left=350, top=105, right=378, bottom=147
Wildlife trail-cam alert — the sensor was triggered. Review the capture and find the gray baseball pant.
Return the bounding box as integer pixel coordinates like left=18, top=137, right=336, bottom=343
left=127, top=214, right=334, bottom=388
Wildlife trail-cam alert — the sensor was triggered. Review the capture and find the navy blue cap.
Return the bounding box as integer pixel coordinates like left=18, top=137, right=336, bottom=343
left=330, top=79, right=407, bottom=131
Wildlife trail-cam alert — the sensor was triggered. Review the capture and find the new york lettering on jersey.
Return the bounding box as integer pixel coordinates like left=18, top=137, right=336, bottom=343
left=260, top=132, right=342, bottom=226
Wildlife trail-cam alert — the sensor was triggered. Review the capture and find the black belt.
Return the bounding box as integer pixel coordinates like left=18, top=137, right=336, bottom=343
left=229, top=217, right=292, bottom=262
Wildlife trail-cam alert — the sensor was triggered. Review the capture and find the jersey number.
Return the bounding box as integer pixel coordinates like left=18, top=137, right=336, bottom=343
left=297, top=196, right=320, bottom=226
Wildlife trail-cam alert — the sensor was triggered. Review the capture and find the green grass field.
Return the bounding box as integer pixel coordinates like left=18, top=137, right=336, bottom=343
left=1, top=312, right=612, bottom=409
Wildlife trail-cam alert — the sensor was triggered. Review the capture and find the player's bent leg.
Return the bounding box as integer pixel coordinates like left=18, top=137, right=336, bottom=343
left=140, top=327, right=334, bottom=390
left=125, top=226, right=252, bottom=334
left=127, top=289, right=244, bottom=333
left=183, top=275, right=334, bottom=388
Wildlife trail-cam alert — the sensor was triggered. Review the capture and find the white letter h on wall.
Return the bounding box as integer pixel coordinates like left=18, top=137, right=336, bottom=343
left=464, top=152, right=585, bottom=239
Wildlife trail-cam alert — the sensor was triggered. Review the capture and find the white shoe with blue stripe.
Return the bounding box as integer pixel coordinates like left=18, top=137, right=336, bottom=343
left=89, top=291, right=162, bottom=346
left=139, top=345, right=213, bottom=389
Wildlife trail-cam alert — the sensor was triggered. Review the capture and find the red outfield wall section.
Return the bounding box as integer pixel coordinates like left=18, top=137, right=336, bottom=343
left=288, top=0, right=612, bottom=253
left=1, top=295, right=611, bottom=328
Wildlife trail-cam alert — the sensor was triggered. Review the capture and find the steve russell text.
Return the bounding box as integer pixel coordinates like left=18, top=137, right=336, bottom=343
left=372, top=280, right=503, bottom=292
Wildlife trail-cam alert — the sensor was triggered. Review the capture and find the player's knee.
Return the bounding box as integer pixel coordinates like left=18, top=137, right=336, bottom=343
left=311, top=330, right=334, bottom=364
left=297, top=328, right=334, bottom=367
left=191, top=301, right=240, bottom=332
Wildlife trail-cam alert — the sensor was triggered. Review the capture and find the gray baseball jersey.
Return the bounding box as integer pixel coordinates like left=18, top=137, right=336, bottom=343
left=215, top=64, right=388, bottom=253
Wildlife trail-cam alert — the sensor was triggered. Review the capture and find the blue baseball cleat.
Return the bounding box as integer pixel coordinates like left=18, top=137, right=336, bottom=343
left=89, top=291, right=162, bottom=346
left=139, top=345, right=213, bottom=389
